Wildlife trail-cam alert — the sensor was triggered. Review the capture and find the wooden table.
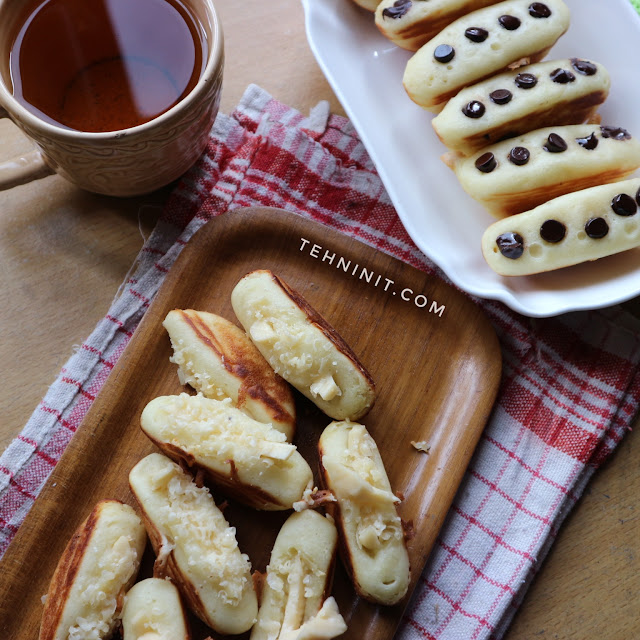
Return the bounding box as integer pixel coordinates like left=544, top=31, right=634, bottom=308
left=0, top=1, right=638, bottom=638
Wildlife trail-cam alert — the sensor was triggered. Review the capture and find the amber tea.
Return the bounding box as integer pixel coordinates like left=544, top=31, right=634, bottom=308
left=8, top=0, right=207, bottom=132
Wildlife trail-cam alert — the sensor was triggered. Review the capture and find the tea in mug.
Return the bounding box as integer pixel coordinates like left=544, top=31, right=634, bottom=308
left=8, top=0, right=207, bottom=132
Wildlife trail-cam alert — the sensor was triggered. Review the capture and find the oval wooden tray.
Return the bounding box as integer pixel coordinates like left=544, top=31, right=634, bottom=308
left=0, top=206, right=502, bottom=639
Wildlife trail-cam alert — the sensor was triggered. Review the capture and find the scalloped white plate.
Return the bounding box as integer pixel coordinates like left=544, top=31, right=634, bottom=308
left=302, top=0, right=640, bottom=317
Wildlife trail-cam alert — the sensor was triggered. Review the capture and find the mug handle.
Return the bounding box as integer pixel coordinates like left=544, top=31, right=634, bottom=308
left=0, top=107, right=55, bottom=190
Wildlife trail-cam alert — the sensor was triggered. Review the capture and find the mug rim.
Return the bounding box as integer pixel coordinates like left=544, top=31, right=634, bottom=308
left=0, top=0, right=224, bottom=140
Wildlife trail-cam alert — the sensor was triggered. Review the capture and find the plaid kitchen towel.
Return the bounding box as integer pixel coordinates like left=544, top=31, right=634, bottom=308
left=2, top=84, right=640, bottom=639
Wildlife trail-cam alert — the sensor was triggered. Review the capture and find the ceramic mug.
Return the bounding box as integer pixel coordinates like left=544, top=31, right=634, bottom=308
left=0, top=0, right=224, bottom=197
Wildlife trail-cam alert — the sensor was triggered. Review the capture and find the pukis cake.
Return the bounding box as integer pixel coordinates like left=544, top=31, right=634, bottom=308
left=432, top=58, right=610, bottom=155
left=121, top=579, right=190, bottom=640
left=447, top=124, right=640, bottom=217
left=231, top=270, right=376, bottom=421
left=139, top=393, right=313, bottom=510
left=318, top=420, right=410, bottom=606
left=481, top=178, right=640, bottom=275
left=163, top=308, right=296, bottom=439
left=403, top=0, right=570, bottom=112
left=375, top=0, right=503, bottom=51
left=129, top=453, right=258, bottom=635
left=38, top=501, right=146, bottom=640
left=250, top=510, right=347, bottom=640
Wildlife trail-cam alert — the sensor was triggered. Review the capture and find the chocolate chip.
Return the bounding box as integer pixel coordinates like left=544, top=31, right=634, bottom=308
left=576, top=133, right=598, bottom=150
left=465, top=27, right=489, bottom=42
left=515, top=73, right=538, bottom=89
left=509, top=147, right=530, bottom=165
left=550, top=68, right=575, bottom=84
left=462, top=101, right=486, bottom=118
left=585, top=217, right=609, bottom=239
left=490, top=89, right=513, bottom=105
left=611, top=193, right=637, bottom=216
left=434, top=44, right=455, bottom=63
left=600, top=126, right=631, bottom=140
left=543, top=133, right=567, bottom=153
left=571, top=58, right=597, bottom=76
left=382, top=0, right=412, bottom=19
left=540, top=219, right=566, bottom=243
left=496, top=232, right=524, bottom=259
left=475, top=152, right=497, bottom=173
left=529, top=2, right=551, bottom=17
left=637, top=187, right=640, bottom=207
left=499, top=14, right=521, bottom=30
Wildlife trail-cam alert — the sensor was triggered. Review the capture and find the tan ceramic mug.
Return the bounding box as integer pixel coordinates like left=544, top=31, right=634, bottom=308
left=0, top=0, right=223, bottom=197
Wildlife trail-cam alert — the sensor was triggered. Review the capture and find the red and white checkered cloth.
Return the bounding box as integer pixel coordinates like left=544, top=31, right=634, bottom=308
left=2, top=85, right=640, bottom=639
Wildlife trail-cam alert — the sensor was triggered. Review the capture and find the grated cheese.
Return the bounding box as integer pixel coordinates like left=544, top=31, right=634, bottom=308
left=163, top=473, right=250, bottom=605
left=278, top=596, right=347, bottom=640
left=309, top=375, right=341, bottom=402
left=411, top=440, right=431, bottom=453
left=142, top=394, right=294, bottom=465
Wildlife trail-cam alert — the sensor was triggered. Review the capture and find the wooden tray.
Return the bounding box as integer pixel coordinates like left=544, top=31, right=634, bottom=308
left=0, top=207, right=502, bottom=639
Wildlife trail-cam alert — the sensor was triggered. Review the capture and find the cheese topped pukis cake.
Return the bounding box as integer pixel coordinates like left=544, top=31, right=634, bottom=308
left=251, top=510, right=347, bottom=640
left=231, top=270, right=376, bottom=422
left=163, top=309, right=296, bottom=440
left=448, top=125, right=640, bottom=217
left=375, top=0, right=503, bottom=51
left=318, top=421, right=410, bottom=606
left=403, top=0, right=571, bottom=112
left=39, top=500, right=146, bottom=640
left=481, top=179, right=640, bottom=276
left=432, top=58, right=610, bottom=155
left=140, top=393, right=313, bottom=511
left=121, top=579, right=190, bottom=640
left=129, top=454, right=258, bottom=635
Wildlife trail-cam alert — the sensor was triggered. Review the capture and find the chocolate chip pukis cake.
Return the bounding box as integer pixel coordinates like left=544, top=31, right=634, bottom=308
left=403, top=0, right=571, bottom=112
left=375, top=0, right=503, bottom=51
left=432, top=58, right=610, bottom=155
left=482, top=179, right=640, bottom=275
left=448, top=125, right=640, bottom=217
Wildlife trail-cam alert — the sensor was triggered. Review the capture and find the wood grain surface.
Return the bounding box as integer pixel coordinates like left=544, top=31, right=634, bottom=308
left=0, top=207, right=502, bottom=639
left=1, top=0, right=639, bottom=638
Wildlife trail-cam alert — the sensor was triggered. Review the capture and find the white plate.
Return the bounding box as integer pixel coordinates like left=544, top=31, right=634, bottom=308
left=302, top=0, right=640, bottom=317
